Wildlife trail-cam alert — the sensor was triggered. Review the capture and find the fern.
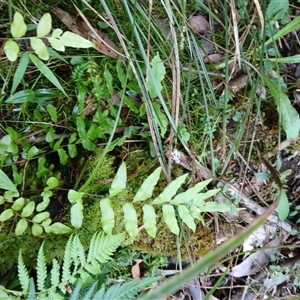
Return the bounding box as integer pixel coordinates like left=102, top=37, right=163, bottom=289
left=3, top=232, right=127, bottom=299
left=50, top=259, right=61, bottom=287
left=71, top=162, right=229, bottom=239
left=36, top=242, right=47, bottom=291
left=18, top=251, right=30, bottom=293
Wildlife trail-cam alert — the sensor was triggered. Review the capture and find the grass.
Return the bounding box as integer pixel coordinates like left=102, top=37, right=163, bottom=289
left=0, top=0, right=300, bottom=298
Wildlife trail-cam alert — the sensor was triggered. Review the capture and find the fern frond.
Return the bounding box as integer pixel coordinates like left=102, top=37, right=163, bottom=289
left=83, top=281, right=97, bottom=299
left=104, top=276, right=163, bottom=300
left=36, top=242, right=47, bottom=291
left=61, top=234, right=74, bottom=285
left=18, top=250, right=30, bottom=293
left=92, top=284, right=105, bottom=300
left=27, top=278, right=36, bottom=300
left=69, top=279, right=82, bottom=300
left=73, top=235, right=86, bottom=266
left=50, top=259, right=60, bottom=287
left=92, top=233, right=125, bottom=264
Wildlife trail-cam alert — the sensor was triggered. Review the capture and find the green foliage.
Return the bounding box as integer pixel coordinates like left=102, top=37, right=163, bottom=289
left=4, top=12, right=94, bottom=62
left=263, top=75, right=300, bottom=140
left=1, top=232, right=161, bottom=299
left=0, top=172, right=72, bottom=236
left=73, top=162, right=229, bottom=238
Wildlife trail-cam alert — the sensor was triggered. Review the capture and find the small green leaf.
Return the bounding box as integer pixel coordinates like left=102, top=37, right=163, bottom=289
left=48, top=36, right=65, bottom=52
left=192, top=189, right=221, bottom=207
left=52, top=28, right=63, bottom=38
left=142, top=204, right=157, bottom=238
left=38, top=191, right=51, bottom=211
left=21, top=201, right=35, bottom=217
left=116, top=60, right=126, bottom=87
left=32, top=223, right=43, bottom=236
left=109, top=162, right=127, bottom=197
left=28, top=146, right=39, bottom=160
left=133, top=167, right=161, bottom=202
left=198, top=202, right=231, bottom=213
left=68, top=190, right=85, bottom=204
left=4, top=40, right=19, bottom=62
left=68, top=144, right=77, bottom=158
left=57, top=148, right=69, bottom=165
left=152, top=173, right=188, bottom=204
left=152, top=102, right=168, bottom=137
left=178, top=205, right=196, bottom=232
left=0, top=169, right=18, bottom=193
left=123, top=203, right=138, bottom=238
left=29, top=53, right=68, bottom=97
left=46, top=104, right=57, bottom=122
left=45, top=222, right=72, bottom=234
left=0, top=209, right=14, bottom=222
left=100, top=198, right=115, bottom=234
left=36, top=157, right=48, bottom=178
left=45, top=177, right=59, bottom=190
left=46, top=127, right=55, bottom=143
left=162, top=204, right=179, bottom=235
left=30, top=37, right=49, bottom=60
left=11, top=12, right=27, bottom=38
left=264, top=75, right=300, bottom=140
left=11, top=197, right=25, bottom=211
left=148, top=53, right=166, bottom=98
left=104, top=69, right=113, bottom=94
left=254, top=172, right=273, bottom=180
left=278, top=190, right=289, bottom=221
left=15, top=219, right=28, bottom=235
left=60, top=31, right=94, bottom=48
left=71, top=200, right=83, bottom=228
left=170, top=179, right=213, bottom=205
left=32, top=212, right=50, bottom=223
left=37, top=13, right=52, bottom=37
left=11, top=52, right=29, bottom=94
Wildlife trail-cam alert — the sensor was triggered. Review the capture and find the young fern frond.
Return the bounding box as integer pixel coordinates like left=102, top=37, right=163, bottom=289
left=61, top=234, right=74, bottom=285
left=50, top=258, right=60, bottom=287
left=73, top=235, right=86, bottom=266
left=18, top=251, right=30, bottom=293
left=36, top=242, right=47, bottom=292
left=90, top=232, right=125, bottom=264
left=12, top=232, right=127, bottom=299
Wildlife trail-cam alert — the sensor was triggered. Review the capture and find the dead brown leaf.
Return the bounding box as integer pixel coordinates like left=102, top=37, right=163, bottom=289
left=131, top=258, right=143, bottom=279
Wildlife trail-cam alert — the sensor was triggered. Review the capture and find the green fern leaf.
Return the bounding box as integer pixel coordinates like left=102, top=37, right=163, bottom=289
left=18, top=251, right=30, bottom=293
left=123, top=203, right=138, bottom=238
left=162, top=204, right=179, bottom=235
left=133, top=167, right=161, bottom=202
left=61, top=235, right=74, bottom=285
left=170, top=178, right=212, bottom=205
left=50, top=258, right=60, bottom=287
left=152, top=173, right=188, bottom=204
left=104, top=277, right=163, bottom=300
left=109, top=161, right=127, bottom=197
left=100, top=198, right=115, bottom=234
left=36, top=242, right=47, bottom=291
left=69, top=279, right=81, bottom=300
left=178, top=205, right=196, bottom=232
left=93, top=233, right=125, bottom=264
left=142, top=204, right=157, bottom=238
left=27, top=278, right=36, bottom=300
left=73, top=235, right=86, bottom=266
